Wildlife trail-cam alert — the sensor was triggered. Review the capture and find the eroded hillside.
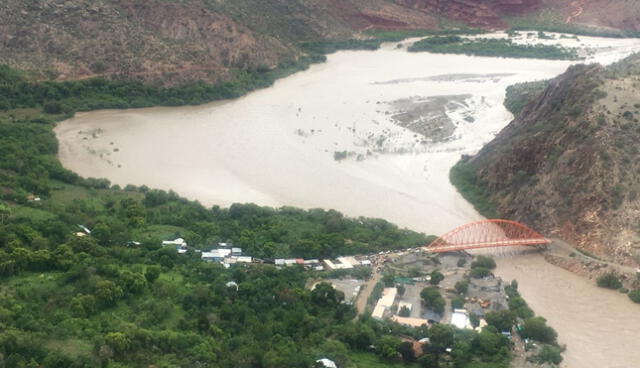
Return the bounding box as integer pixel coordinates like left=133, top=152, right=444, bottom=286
left=459, top=54, right=640, bottom=265
left=0, top=0, right=438, bottom=85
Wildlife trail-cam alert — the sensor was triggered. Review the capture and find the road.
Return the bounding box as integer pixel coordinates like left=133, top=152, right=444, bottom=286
left=565, top=0, right=585, bottom=24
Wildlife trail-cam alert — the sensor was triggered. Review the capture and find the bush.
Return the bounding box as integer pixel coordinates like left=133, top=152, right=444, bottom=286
left=455, top=280, right=469, bottom=295
left=471, top=256, right=496, bottom=270
left=470, top=267, right=491, bottom=279
left=398, top=305, right=411, bottom=317
left=421, top=287, right=445, bottom=315
left=451, top=296, right=465, bottom=310
left=531, top=344, right=563, bottom=365
left=521, top=317, right=557, bottom=344
left=597, top=272, right=622, bottom=290
left=429, top=270, right=444, bottom=285
left=628, top=289, right=640, bottom=303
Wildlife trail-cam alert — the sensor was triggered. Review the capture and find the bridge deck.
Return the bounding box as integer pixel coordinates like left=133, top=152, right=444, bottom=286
left=427, top=238, right=551, bottom=253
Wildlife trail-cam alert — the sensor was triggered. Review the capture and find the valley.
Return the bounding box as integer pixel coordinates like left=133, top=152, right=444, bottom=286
left=55, top=33, right=640, bottom=367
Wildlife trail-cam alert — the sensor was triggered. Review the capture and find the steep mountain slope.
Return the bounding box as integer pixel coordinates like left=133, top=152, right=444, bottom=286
left=0, top=0, right=438, bottom=85
left=458, top=54, right=640, bottom=265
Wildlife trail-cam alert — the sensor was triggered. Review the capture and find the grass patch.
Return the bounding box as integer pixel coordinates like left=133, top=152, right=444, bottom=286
left=450, top=159, right=500, bottom=218
left=348, top=351, right=418, bottom=368
left=365, top=28, right=485, bottom=42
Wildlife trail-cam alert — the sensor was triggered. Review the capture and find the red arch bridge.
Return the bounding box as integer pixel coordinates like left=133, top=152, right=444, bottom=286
left=426, top=219, right=551, bottom=253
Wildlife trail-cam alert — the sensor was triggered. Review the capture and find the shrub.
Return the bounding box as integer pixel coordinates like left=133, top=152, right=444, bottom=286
left=521, top=317, right=558, bottom=344
left=470, top=267, right=491, bottom=279
left=628, top=290, right=640, bottom=303
left=531, top=344, right=563, bottom=365
left=455, top=280, right=469, bottom=295
left=597, top=272, right=622, bottom=289
left=429, top=270, right=444, bottom=285
left=471, top=256, right=496, bottom=270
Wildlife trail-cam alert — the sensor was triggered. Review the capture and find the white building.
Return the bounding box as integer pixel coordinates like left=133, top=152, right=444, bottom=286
left=162, top=238, right=186, bottom=247
left=315, top=358, right=337, bottom=368
left=451, top=309, right=472, bottom=329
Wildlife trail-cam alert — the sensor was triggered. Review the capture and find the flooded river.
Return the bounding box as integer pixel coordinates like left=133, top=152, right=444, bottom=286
left=56, top=33, right=640, bottom=367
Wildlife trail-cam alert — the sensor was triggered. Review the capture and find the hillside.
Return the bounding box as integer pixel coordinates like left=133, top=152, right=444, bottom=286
left=0, top=0, right=439, bottom=86
left=454, top=53, right=640, bottom=266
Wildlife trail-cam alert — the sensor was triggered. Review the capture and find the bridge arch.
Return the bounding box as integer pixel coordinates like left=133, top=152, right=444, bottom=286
left=427, top=219, right=551, bottom=253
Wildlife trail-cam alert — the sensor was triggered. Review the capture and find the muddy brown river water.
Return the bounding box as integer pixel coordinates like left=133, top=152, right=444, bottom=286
left=56, top=33, right=640, bottom=367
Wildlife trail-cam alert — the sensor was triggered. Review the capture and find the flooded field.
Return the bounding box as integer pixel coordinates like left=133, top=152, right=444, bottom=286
left=56, top=33, right=640, bottom=367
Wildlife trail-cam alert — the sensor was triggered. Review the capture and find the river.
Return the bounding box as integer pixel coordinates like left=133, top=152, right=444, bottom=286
left=55, top=33, right=640, bottom=367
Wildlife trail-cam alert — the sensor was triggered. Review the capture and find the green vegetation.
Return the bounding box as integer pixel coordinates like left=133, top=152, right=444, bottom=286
left=597, top=272, right=623, bottom=290
left=485, top=310, right=516, bottom=332
left=364, top=28, right=485, bottom=43
left=409, top=36, right=580, bottom=60
left=530, top=344, right=563, bottom=365
left=450, top=158, right=500, bottom=218
left=420, top=287, right=445, bottom=314
left=471, top=256, right=496, bottom=270
left=429, top=270, right=444, bottom=285
left=455, top=280, right=469, bottom=295
left=628, top=290, right=640, bottom=303
left=521, top=317, right=558, bottom=344
left=504, top=80, right=549, bottom=116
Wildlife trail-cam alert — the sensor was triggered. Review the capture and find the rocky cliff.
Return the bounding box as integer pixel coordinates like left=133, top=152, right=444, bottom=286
left=462, top=55, right=640, bottom=265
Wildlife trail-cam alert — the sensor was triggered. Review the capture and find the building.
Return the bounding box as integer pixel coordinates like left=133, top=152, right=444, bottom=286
left=315, top=358, right=337, bottom=368
left=451, top=309, right=472, bottom=329
left=392, top=316, right=429, bottom=328
left=162, top=238, right=186, bottom=247
left=201, top=250, right=224, bottom=262
left=336, top=257, right=354, bottom=269
left=231, top=247, right=242, bottom=256
left=372, top=305, right=386, bottom=320
left=323, top=259, right=338, bottom=270
left=378, top=288, right=397, bottom=308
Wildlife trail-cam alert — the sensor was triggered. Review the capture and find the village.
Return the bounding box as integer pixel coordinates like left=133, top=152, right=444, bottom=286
left=161, top=236, right=512, bottom=337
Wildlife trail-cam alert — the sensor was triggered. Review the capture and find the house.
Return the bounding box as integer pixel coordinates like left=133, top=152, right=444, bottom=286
left=235, top=256, right=252, bottom=263
left=163, top=238, right=187, bottom=247
left=275, top=259, right=286, bottom=266
left=201, top=250, right=225, bottom=262
left=360, top=259, right=372, bottom=266
left=284, top=259, right=297, bottom=266
left=336, top=257, right=354, bottom=269
left=315, top=358, right=337, bottom=368
left=216, top=248, right=232, bottom=257
left=231, top=247, right=242, bottom=256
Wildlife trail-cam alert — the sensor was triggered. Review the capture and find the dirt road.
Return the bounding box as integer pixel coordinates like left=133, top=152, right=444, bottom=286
left=565, top=0, right=585, bottom=24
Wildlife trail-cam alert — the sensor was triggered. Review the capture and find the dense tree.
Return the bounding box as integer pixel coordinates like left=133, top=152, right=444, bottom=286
left=421, top=287, right=446, bottom=314
left=429, top=270, right=445, bottom=285
left=484, top=310, right=516, bottom=332
left=521, top=317, right=558, bottom=344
